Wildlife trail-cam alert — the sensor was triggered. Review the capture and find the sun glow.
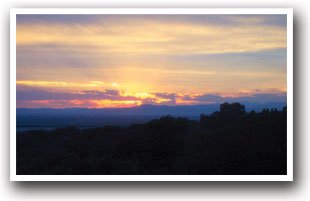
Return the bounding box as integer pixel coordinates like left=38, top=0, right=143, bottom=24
left=90, top=99, right=142, bottom=108
left=121, top=91, right=156, bottom=99
left=16, top=15, right=287, bottom=109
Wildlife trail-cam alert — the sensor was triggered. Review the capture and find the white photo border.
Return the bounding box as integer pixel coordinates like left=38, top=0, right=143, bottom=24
left=10, top=8, right=293, bottom=181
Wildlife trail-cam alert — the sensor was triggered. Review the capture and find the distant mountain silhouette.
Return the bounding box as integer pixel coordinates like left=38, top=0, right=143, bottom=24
left=17, top=102, right=286, bottom=116
left=17, top=102, right=286, bottom=129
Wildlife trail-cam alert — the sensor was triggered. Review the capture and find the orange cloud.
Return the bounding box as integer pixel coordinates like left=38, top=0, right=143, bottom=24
left=90, top=100, right=142, bottom=108
left=25, top=99, right=142, bottom=108
left=16, top=15, right=287, bottom=102
left=16, top=80, right=67, bottom=87
left=16, top=18, right=286, bottom=55
left=16, top=80, right=121, bottom=92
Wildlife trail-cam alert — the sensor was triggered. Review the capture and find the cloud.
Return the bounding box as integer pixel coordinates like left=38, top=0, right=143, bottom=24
left=82, top=90, right=119, bottom=96
left=153, top=92, right=176, bottom=100
left=16, top=15, right=287, bottom=96
left=16, top=15, right=286, bottom=55
left=17, top=99, right=99, bottom=109
left=17, top=88, right=130, bottom=101
left=17, top=15, right=287, bottom=28
left=16, top=87, right=178, bottom=108
left=16, top=85, right=287, bottom=109
left=183, top=93, right=287, bottom=104
left=16, top=80, right=122, bottom=91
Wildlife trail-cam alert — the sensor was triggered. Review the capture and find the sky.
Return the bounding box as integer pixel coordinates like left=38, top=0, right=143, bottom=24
left=16, top=14, right=287, bottom=108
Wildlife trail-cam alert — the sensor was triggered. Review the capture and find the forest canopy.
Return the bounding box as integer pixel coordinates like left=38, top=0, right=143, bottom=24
left=17, top=103, right=287, bottom=175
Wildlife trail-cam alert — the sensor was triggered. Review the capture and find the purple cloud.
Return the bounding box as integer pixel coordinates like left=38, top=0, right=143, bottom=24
left=183, top=93, right=287, bottom=104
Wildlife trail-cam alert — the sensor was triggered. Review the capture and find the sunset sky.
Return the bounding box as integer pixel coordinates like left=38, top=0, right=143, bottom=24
left=16, top=14, right=287, bottom=108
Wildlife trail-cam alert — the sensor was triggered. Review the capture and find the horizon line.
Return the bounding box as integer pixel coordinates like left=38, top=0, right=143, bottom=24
left=16, top=101, right=287, bottom=110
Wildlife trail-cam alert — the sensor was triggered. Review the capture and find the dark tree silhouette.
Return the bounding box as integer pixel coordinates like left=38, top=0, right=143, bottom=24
left=220, top=102, right=245, bottom=115
left=16, top=103, right=287, bottom=175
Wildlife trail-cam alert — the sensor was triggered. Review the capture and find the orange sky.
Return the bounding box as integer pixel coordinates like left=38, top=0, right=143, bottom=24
left=16, top=14, right=287, bottom=108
